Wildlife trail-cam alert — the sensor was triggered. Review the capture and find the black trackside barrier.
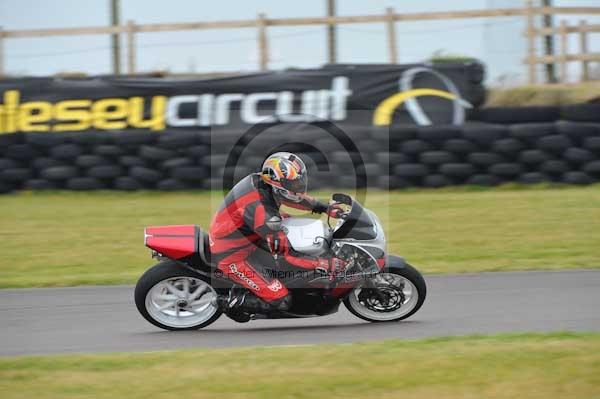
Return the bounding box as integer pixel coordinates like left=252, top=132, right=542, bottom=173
left=0, top=118, right=599, bottom=193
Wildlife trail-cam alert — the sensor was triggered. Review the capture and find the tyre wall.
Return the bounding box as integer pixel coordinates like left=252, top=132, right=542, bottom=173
left=0, top=103, right=599, bottom=192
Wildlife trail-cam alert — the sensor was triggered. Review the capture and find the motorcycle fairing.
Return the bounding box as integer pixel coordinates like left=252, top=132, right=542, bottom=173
left=281, top=217, right=330, bottom=257
left=145, top=225, right=200, bottom=260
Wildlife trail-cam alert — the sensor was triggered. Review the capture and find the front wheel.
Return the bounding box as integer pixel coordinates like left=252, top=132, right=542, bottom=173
left=344, top=263, right=426, bottom=322
left=135, top=260, right=222, bottom=331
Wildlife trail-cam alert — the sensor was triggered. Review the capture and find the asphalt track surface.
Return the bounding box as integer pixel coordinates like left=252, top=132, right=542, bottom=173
left=1, top=270, right=599, bottom=356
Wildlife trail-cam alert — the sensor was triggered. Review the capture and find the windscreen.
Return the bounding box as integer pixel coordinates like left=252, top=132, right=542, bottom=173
left=332, top=196, right=377, bottom=240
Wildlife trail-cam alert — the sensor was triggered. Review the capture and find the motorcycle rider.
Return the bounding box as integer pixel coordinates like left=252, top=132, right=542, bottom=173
left=209, top=152, right=346, bottom=312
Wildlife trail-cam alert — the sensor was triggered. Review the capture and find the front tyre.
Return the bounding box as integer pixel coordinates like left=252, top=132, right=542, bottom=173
left=344, top=263, right=426, bottom=322
left=135, top=260, right=222, bottom=331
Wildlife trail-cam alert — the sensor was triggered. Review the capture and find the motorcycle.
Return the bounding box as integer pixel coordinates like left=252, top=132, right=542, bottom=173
left=135, top=193, right=427, bottom=331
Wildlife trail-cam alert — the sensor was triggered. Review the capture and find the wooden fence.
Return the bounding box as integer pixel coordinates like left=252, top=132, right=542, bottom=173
left=0, top=4, right=599, bottom=83
left=525, top=0, right=600, bottom=84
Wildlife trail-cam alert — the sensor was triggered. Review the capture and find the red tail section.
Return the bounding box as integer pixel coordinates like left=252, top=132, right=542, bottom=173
left=145, top=225, right=199, bottom=260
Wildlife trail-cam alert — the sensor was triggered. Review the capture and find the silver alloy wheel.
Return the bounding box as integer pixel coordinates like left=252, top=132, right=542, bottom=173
left=347, top=272, right=419, bottom=321
left=145, top=277, right=218, bottom=329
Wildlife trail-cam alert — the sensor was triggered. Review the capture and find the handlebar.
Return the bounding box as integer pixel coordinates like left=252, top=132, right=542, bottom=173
left=326, top=199, right=350, bottom=229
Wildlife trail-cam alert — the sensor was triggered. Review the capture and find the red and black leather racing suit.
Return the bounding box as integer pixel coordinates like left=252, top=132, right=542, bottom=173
left=209, top=173, right=330, bottom=304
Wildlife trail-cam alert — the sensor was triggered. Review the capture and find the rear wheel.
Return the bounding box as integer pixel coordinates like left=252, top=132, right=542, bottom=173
left=344, top=263, right=426, bottom=322
left=135, top=260, right=222, bottom=331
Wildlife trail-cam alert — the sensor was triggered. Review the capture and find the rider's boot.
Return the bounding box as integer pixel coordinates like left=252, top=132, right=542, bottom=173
left=216, top=287, right=252, bottom=322
left=219, top=281, right=293, bottom=315
left=224, top=287, right=292, bottom=313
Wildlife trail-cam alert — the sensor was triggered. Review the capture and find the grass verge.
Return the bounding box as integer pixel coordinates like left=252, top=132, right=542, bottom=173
left=0, top=184, right=599, bottom=288
left=487, top=82, right=600, bottom=106
left=0, top=333, right=598, bottom=399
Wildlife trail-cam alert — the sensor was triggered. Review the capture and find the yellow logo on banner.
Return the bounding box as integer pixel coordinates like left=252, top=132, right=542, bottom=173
left=373, top=67, right=473, bottom=126
left=0, top=90, right=167, bottom=134
left=372, top=89, right=460, bottom=126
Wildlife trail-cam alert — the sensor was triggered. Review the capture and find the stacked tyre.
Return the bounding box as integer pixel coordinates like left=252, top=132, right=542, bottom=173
left=1, top=118, right=600, bottom=193
left=376, top=121, right=600, bottom=189
left=0, top=130, right=212, bottom=192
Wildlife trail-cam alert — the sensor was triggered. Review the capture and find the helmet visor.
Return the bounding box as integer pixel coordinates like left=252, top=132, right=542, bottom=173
left=274, top=188, right=303, bottom=203
left=281, top=174, right=307, bottom=194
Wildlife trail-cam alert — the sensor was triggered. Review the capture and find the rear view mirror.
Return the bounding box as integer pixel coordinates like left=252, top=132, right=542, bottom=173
left=332, top=193, right=352, bottom=205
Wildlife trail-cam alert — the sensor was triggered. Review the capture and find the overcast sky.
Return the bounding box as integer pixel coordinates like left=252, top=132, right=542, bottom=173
left=0, top=0, right=598, bottom=84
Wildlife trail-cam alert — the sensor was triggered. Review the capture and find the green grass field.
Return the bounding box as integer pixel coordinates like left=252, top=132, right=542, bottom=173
left=487, top=82, right=600, bottom=106
left=1, top=185, right=599, bottom=288
left=0, top=333, right=598, bottom=399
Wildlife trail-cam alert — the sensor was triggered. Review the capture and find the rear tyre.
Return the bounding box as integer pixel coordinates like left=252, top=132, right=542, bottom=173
left=135, top=260, right=222, bottom=331
left=344, top=263, right=426, bottom=322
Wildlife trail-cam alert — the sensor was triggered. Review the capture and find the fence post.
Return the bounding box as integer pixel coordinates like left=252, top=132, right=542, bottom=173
left=257, top=13, right=269, bottom=71
left=541, top=0, right=557, bottom=83
left=0, top=27, right=4, bottom=78
left=386, top=7, right=398, bottom=64
left=559, top=19, right=568, bottom=83
left=126, top=20, right=136, bottom=75
left=326, top=0, right=337, bottom=64
left=579, top=20, right=589, bottom=81
left=525, top=0, right=537, bottom=84
left=110, top=0, right=121, bottom=75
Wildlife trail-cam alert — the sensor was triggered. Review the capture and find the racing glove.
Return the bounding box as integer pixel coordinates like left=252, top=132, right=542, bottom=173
left=311, top=200, right=328, bottom=214
left=266, top=231, right=287, bottom=255
left=327, top=203, right=346, bottom=219
left=312, top=201, right=345, bottom=218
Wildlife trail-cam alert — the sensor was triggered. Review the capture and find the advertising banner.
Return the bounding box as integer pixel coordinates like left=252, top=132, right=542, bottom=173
left=0, top=63, right=484, bottom=135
